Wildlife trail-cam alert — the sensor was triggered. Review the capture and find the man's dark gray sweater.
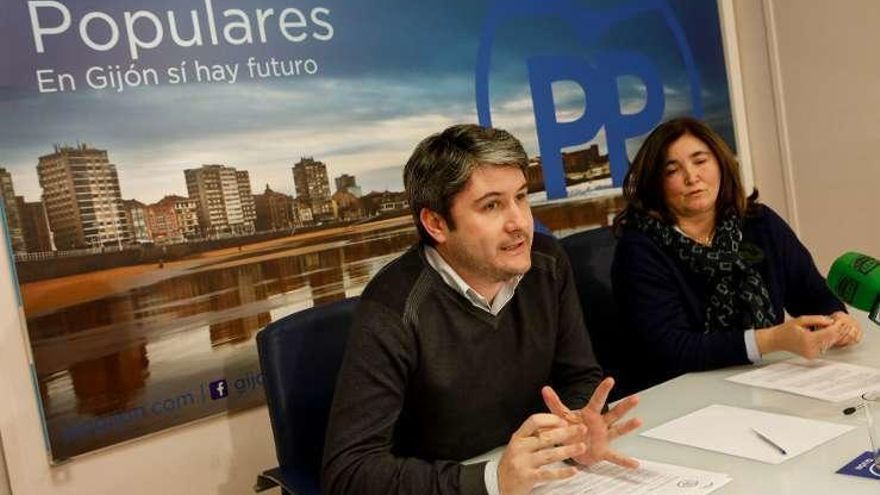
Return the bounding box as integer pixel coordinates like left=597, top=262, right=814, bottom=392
left=321, top=233, right=603, bottom=495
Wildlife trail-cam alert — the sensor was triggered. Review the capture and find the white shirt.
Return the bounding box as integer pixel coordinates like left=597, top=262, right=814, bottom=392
left=423, top=245, right=521, bottom=316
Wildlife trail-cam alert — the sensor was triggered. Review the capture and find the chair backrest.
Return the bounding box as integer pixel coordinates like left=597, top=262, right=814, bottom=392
left=559, top=227, right=626, bottom=392
left=256, top=297, right=359, bottom=486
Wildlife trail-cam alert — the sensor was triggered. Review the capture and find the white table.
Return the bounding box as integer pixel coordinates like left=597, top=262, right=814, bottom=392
left=610, top=312, right=879, bottom=494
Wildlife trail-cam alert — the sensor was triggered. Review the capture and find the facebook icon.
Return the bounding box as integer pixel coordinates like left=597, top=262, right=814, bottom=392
left=209, top=379, right=228, bottom=400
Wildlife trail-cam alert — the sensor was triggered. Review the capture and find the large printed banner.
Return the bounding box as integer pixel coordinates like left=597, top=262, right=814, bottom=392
left=0, top=0, right=735, bottom=460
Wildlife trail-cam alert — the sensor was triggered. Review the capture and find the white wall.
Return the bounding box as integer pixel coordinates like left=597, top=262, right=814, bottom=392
left=0, top=431, right=10, bottom=495
left=731, top=0, right=880, bottom=271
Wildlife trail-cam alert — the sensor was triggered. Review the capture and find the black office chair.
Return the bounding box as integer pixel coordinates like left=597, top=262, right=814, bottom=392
left=559, top=226, right=633, bottom=400
left=254, top=297, right=359, bottom=494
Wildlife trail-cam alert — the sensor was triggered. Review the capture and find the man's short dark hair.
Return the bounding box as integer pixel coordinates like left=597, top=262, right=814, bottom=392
left=403, top=124, right=528, bottom=245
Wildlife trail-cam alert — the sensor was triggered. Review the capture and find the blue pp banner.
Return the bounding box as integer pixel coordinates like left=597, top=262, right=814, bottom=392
left=0, top=0, right=734, bottom=460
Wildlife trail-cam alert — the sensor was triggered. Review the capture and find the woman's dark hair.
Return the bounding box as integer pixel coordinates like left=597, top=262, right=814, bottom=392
left=612, top=116, right=756, bottom=234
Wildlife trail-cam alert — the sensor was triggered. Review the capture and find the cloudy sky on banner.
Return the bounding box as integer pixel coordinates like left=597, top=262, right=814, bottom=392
left=0, top=0, right=731, bottom=203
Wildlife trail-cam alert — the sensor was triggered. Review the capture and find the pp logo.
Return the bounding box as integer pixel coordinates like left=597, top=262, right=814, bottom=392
left=475, top=0, right=703, bottom=199
left=209, top=379, right=229, bottom=400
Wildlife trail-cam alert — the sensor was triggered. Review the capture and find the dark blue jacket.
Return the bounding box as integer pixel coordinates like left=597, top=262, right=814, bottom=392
left=611, top=204, right=844, bottom=392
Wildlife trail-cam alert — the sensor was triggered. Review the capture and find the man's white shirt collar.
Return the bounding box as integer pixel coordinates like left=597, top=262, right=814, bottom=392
left=423, top=245, right=522, bottom=316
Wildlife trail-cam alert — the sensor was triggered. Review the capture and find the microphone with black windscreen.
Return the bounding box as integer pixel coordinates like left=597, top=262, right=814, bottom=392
left=827, top=252, right=880, bottom=325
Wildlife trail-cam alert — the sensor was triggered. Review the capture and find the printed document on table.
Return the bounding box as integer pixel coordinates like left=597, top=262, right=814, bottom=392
left=641, top=404, right=853, bottom=464
left=725, top=358, right=880, bottom=402
left=531, top=459, right=730, bottom=495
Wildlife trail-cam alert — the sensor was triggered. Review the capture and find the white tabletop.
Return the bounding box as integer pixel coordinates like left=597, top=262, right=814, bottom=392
left=611, top=312, right=879, bottom=494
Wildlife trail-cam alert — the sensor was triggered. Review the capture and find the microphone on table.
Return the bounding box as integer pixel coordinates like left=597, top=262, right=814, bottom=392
left=827, top=252, right=880, bottom=325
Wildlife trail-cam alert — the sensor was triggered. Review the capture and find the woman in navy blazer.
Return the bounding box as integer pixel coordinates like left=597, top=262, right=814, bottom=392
left=610, top=117, right=862, bottom=392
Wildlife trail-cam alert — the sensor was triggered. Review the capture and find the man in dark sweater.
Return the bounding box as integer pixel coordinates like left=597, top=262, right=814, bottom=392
left=322, top=125, right=641, bottom=495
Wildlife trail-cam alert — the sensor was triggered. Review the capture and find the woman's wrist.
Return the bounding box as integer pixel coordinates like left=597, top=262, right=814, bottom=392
left=755, top=325, right=779, bottom=355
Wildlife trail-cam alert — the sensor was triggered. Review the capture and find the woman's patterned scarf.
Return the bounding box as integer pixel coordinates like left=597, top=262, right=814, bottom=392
left=632, top=212, right=776, bottom=332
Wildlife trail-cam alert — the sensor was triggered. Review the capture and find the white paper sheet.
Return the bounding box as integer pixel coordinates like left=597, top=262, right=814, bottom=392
left=531, top=459, right=730, bottom=495
left=726, top=358, right=880, bottom=402
left=640, top=404, right=853, bottom=464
